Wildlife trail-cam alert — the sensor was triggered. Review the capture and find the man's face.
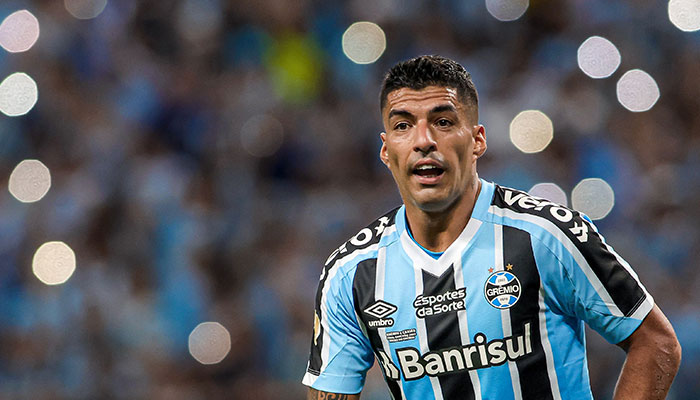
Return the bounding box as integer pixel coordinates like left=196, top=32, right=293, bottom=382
left=380, top=86, right=486, bottom=213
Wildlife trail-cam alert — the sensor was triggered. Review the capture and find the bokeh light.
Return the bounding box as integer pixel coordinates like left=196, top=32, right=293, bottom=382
left=0, top=10, right=40, bottom=53
left=342, top=21, right=386, bottom=64
left=485, top=0, right=529, bottom=21
left=616, top=69, right=660, bottom=112
left=577, top=36, right=621, bottom=79
left=509, top=110, right=554, bottom=153
left=529, top=182, right=567, bottom=206
left=188, top=322, right=231, bottom=365
left=8, top=159, right=51, bottom=203
left=240, top=114, right=284, bottom=157
left=668, top=0, right=700, bottom=32
left=64, top=0, right=108, bottom=20
left=571, top=178, right=615, bottom=220
left=0, top=72, right=38, bottom=117
left=32, top=241, right=76, bottom=285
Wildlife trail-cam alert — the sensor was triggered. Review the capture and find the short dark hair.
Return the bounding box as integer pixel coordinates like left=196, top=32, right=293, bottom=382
left=380, top=55, right=478, bottom=114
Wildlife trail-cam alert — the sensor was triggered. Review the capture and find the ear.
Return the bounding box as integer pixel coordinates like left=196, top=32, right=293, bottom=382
left=379, top=132, right=390, bottom=167
left=473, top=125, right=487, bottom=158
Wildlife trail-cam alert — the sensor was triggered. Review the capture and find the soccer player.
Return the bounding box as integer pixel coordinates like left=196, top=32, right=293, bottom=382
left=302, top=55, right=681, bottom=400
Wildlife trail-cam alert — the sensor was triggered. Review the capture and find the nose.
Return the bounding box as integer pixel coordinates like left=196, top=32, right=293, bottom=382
left=413, top=120, right=437, bottom=154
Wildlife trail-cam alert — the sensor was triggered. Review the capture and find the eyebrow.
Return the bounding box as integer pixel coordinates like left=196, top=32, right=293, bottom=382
left=429, top=104, right=457, bottom=115
left=388, top=109, right=413, bottom=119
left=388, top=104, right=458, bottom=119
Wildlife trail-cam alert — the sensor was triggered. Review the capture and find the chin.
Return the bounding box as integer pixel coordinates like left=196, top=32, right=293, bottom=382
left=408, top=186, right=466, bottom=213
left=413, top=196, right=454, bottom=213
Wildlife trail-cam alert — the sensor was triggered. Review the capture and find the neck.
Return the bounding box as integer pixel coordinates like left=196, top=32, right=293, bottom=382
left=405, top=178, right=481, bottom=252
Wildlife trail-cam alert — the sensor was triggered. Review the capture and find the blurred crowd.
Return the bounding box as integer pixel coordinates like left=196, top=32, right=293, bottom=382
left=0, top=0, right=698, bottom=398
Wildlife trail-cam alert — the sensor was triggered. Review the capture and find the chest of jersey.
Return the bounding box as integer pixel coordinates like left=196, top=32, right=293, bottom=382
left=352, top=223, right=557, bottom=398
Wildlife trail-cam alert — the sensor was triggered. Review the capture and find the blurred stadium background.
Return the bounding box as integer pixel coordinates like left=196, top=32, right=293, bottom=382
left=0, top=0, right=698, bottom=399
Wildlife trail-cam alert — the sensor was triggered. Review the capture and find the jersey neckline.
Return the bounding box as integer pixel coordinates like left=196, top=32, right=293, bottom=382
left=395, top=179, right=495, bottom=277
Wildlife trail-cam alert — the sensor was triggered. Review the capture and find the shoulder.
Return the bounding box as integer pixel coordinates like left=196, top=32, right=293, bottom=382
left=488, top=184, right=652, bottom=321
left=322, top=206, right=402, bottom=279
left=487, top=184, right=595, bottom=250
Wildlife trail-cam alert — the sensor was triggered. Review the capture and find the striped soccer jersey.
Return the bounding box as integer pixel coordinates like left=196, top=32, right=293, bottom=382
left=303, top=179, right=654, bottom=400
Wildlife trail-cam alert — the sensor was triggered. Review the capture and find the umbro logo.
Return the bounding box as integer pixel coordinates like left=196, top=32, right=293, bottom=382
left=365, top=300, right=397, bottom=319
left=364, top=300, right=397, bottom=328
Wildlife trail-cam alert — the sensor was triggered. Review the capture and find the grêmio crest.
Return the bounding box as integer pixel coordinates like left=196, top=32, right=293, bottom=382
left=484, top=267, right=521, bottom=309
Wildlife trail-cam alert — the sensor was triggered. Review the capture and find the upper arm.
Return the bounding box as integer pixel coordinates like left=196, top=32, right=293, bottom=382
left=307, top=388, right=361, bottom=400
left=303, top=266, right=374, bottom=394
left=616, top=304, right=680, bottom=354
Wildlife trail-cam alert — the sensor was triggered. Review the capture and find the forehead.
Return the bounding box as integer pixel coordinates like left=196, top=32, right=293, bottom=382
left=383, top=86, right=462, bottom=116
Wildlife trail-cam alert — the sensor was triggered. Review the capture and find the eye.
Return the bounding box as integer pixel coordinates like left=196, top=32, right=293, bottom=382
left=436, top=118, right=453, bottom=128
left=394, top=122, right=410, bottom=131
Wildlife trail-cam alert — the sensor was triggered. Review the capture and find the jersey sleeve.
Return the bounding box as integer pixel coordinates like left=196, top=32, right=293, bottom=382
left=532, top=214, right=654, bottom=345
left=302, top=265, right=374, bottom=394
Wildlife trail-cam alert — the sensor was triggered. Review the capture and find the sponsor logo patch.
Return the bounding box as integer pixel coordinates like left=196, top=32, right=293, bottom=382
left=413, top=288, right=466, bottom=318
left=364, top=300, right=398, bottom=328
left=502, top=189, right=589, bottom=243
left=484, top=270, right=521, bottom=309
left=325, top=215, right=393, bottom=266
left=395, top=322, right=533, bottom=380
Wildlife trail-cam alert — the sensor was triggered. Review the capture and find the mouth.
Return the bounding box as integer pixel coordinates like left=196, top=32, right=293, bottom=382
left=412, top=163, right=445, bottom=184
